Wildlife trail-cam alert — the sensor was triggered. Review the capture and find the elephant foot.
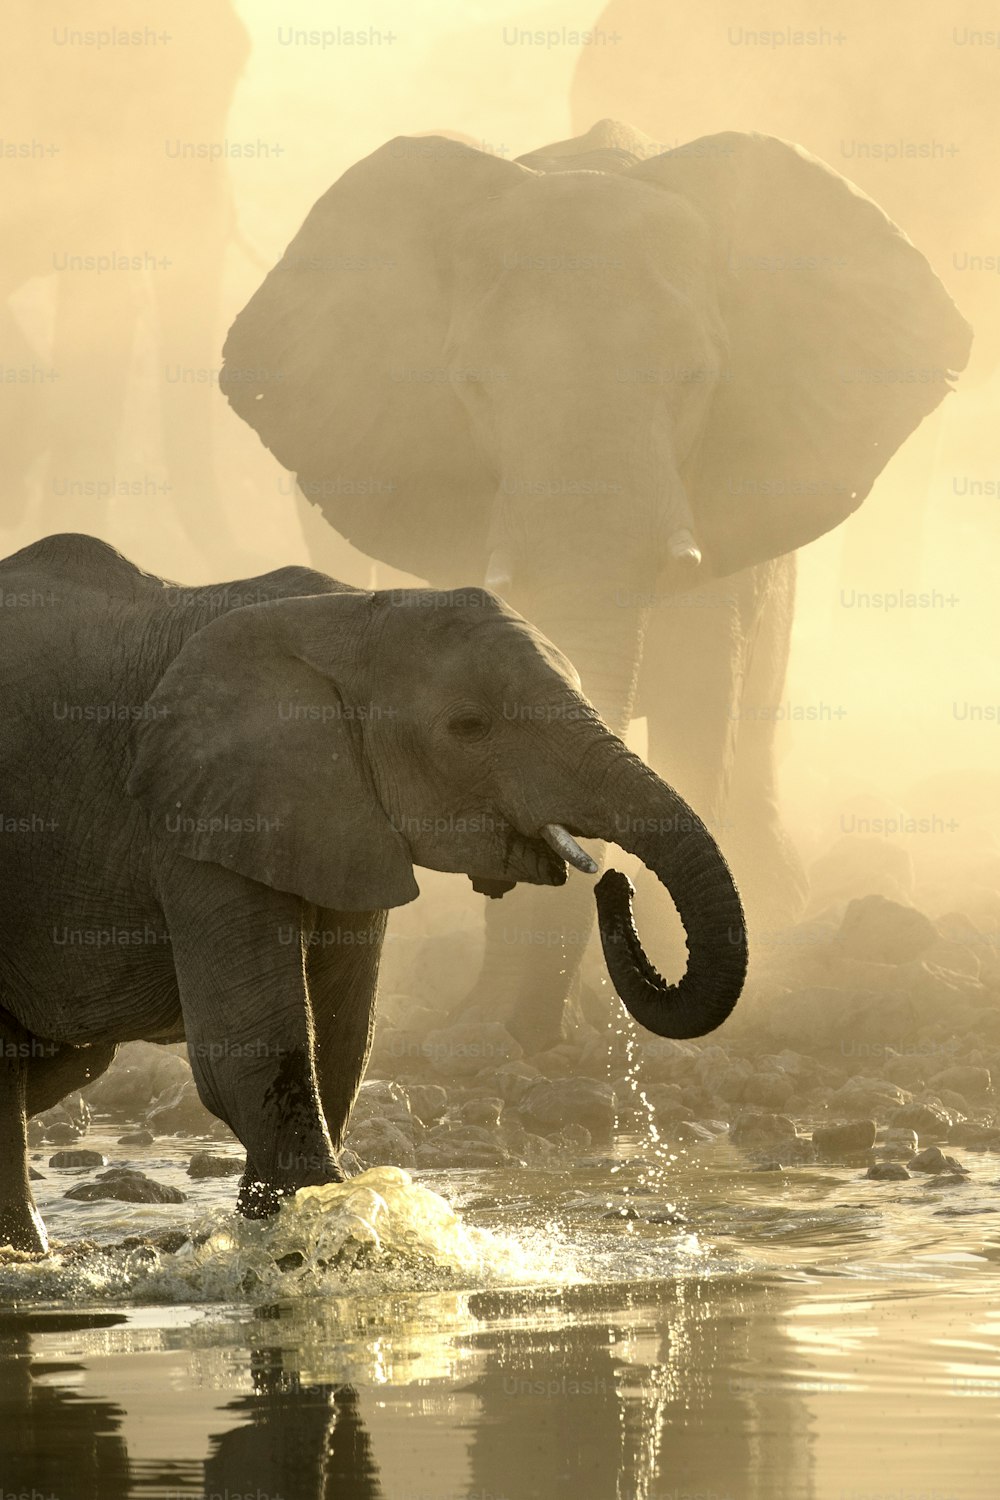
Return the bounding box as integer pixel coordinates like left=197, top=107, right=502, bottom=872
left=0, top=1196, right=48, bottom=1256
left=237, top=1154, right=346, bottom=1221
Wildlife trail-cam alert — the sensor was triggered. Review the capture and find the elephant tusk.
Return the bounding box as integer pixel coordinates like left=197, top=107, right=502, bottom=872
left=485, top=548, right=513, bottom=593
left=667, top=528, right=702, bottom=569
left=541, top=823, right=598, bottom=875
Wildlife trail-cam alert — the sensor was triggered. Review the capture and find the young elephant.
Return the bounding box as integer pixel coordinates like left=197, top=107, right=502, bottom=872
left=0, top=534, right=746, bottom=1252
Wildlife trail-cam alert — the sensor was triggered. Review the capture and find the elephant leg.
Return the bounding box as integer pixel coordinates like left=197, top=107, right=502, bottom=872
left=0, top=1057, right=47, bottom=1254
left=304, top=908, right=386, bottom=1150
left=470, top=878, right=601, bottom=1053
left=725, top=552, right=808, bottom=935
left=25, top=1040, right=119, bottom=1119
left=626, top=571, right=747, bottom=986
left=160, top=865, right=341, bottom=1218
left=640, top=559, right=804, bottom=943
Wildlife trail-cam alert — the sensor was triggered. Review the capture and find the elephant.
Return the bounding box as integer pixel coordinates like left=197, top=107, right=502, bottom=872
left=568, top=5, right=998, bottom=599
left=570, top=4, right=998, bottom=376
left=218, top=120, right=971, bottom=1048
left=0, top=1, right=249, bottom=550
left=0, top=532, right=746, bottom=1253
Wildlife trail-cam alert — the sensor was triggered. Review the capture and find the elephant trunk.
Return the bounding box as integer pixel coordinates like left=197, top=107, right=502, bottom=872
left=586, top=749, right=747, bottom=1038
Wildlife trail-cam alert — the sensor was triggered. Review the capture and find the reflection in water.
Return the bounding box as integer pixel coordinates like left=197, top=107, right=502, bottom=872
left=0, top=1315, right=130, bottom=1499
left=0, top=1266, right=999, bottom=1498
left=206, top=1357, right=383, bottom=1500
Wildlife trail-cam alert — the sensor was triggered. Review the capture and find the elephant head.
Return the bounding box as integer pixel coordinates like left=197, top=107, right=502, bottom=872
left=220, top=120, right=970, bottom=730
left=127, top=584, right=746, bottom=1039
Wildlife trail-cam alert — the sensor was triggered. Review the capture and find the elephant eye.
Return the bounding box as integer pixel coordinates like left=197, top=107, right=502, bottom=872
left=448, top=711, right=491, bottom=742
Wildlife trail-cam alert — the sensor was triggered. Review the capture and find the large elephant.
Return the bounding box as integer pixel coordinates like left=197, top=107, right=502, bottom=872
left=570, top=4, right=998, bottom=376
left=0, top=1, right=249, bottom=549
left=0, top=533, right=746, bottom=1253
left=220, top=121, right=970, bottom=1046
left=568, top=7, right=997, bottom=601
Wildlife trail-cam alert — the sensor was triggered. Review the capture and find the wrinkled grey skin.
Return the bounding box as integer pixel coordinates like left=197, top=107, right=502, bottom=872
left=221, top=120, right=970, bottom=1048
left=0, top=534, right=745, bottom=1253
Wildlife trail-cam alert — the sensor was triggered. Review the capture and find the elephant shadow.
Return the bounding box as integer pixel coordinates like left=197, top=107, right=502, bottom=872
left=204, top=1355, right=384, bottom=1500
left=0, top=1316, right=385, bottom=1499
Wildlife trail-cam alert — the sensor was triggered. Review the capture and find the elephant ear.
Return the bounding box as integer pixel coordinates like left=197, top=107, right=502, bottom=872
left=126, top=595, right=419, bottom=913
left=221, top=136, right=532, bottom=585
left=631, top=132, right=973, bottom=576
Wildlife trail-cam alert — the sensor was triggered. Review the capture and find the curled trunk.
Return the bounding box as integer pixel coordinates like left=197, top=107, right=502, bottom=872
left=590, top=757, right=747, bottom=1038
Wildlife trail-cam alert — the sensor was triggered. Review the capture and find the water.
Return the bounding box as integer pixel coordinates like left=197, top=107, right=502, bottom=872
left=2, top=1131, right=999, bottom=1498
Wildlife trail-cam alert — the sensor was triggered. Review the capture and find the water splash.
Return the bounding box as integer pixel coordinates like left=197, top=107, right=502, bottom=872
left=0, top=1167, right=582, bottom=1306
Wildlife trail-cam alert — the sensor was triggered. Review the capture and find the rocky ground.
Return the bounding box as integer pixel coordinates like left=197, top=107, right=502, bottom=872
left=27, top=840, right=997, bottom=1209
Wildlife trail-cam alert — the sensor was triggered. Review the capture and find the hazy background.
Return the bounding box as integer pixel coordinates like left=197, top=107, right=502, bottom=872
left=2, top=0, right=997, bottom=927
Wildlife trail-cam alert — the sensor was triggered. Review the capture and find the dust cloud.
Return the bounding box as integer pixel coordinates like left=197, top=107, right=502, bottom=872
left=1, top=0, right=996, bottom=962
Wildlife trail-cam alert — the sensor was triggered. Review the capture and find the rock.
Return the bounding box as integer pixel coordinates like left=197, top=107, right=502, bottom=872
left=417, top=1124, right=512, bottom=1168
left=119, top=1229, right=189, bottom=1255
left=150, top=1229, right=190, bottom=1253
left=675, top=1122, right=719, bottom=1144
left=521, top=1132, right=559, bottom=1163
left=83, top=1041, right=191, bottom=1118
left=890, top=1102, right=953, bottom=1141
left=836, top=894, right=938, bottom=966
left=405, top=1083, right=449, bottom=1124
left=478, top=1061, right=541, bottom=1106
left=145, top=1079, right=218, bottom=1135
left=552, top=1123, right=591, bottom=1153
left=339, top=1149, right=364, bottom=1177
left=636, top=1084, right=693, bottom=1123
left=811, top=1120, right=877, bottom=1155
left=344, top=1118, right=416, bottom=1168
left=929, top=1089, right=971, bottom=1119
left=118, top=1129, right=155, bottom=1147
left=421, top=1023, right=523, bottom=1078
left=353, top=1079, right=412, bottom=1120
left=455, top=1096, right=503, bottom=1130
left=729, top=1111, right=798, bottom=1148
left=48, top=1149, right=108, bottom=1168
left=43, top=1122, right=85, bottom=1146
left=527, top=1046, right=576, bottom=1078
left=26, top=1120, right=45, bottom=1147
left=828, top=1078, right=912, bottom=1116
left=65, top=1169, right=187, bottom=1204
left=928, top=1065, right=992, bottom=1099
left=187, top=1152, right=244, bottom=1179
left=866, top=1163, right=911, bottom=1181
left=876, top=1128, right=919, bottom=1157
left=28, top=1167, right=44, bottom=1181
left=636, top=1037, right=701, bottom=1085
left=705, top=1062, right=751, bottom=1104
left=908, top=1147, right=969, bottom=1175
left=741, top=1071, right=796, bottom=1110
left=924, top=940, right=981, bottom=979
left=753, top=1161, right=784, bottom=1172
left=518, top=1078, right=615, bottom=1140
